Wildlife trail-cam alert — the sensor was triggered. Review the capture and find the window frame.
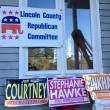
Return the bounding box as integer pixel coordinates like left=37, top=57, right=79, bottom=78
left=63, top=0, right=103, bottom=75
left=19, top=0, right=64, bottom=78
left=19, top=0, right=103, bottom=79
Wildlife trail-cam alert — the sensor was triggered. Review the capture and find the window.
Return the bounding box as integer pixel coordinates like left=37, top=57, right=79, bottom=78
left=65, top=0, right=93, bottom=70
left=64, top=0, right=102, bottom=74
left=19, top=0, right=102, bottom=78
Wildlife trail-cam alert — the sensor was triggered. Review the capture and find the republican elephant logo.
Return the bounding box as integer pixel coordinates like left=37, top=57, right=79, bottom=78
left=1, top=16, right=23, bottom=34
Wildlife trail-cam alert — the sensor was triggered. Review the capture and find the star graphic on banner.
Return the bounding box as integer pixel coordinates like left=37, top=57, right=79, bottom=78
left=2, top=10, right=6, bottom=14
left=15, top=10, right=19, bottom=15
left=15, top=18, right=19, bottom=22
left=4, top=18, right=7, bottom=22
left=15, top=35, right=19, bottom=39
left=9, top=18, right=13, bottom=22
left=9, top=36, right=12, bottom=39
left=2, top=35, right=6, bottom=39
left=9, top=10, right=13, bottom=15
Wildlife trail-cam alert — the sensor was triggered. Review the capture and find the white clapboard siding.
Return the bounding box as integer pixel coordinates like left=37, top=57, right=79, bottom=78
left=100, top=16, right=110, bottom=23
left=0, top=54, right=19, bottom=62
left=102, top=52, right=110, bottom=59
left=101, top=31, right=110, bottom=37
left=0, top=62, right=19, bottom=70
left=0, top=0, right=18, bottom=6
left=0, top=70, right=18, bottom=78
left=100, top=4, right=110, bottom=10
left=0, top=48, right=19, bottom=54
left=99, top=0, right=110, bottom=3
left=0, top=96, right=4, bottom=104
left=102, top=38, right=110, bottom=45
left=99, top=0, right=110, bottom=73
left=100, top=10, right=110, bottom=16
left=102, top=45, right=110, bottom=51
left=100, top=24, right=110, bottom=30
left=0, top=87, right=5, bottom=96
left=103, top=60, right=110, bottom=67
left=103, top=68, right=110, bottom=73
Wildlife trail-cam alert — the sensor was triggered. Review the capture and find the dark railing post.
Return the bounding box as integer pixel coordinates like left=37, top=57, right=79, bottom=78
left=73, top=8, right=79, bottom=69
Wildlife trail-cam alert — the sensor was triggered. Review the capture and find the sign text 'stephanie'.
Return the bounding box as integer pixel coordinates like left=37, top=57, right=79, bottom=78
left=48, top=78, right=90, bottom=107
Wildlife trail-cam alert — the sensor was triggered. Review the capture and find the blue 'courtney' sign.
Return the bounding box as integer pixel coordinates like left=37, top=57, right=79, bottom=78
left=0, top=7, right=62, bottom=47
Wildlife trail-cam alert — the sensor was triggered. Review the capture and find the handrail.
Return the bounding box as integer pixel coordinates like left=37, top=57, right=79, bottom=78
left=71, top=29, right=93, bottom=69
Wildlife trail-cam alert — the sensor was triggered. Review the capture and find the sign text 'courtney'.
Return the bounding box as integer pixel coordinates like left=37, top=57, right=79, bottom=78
left=5, top=78, right=47, bottom=107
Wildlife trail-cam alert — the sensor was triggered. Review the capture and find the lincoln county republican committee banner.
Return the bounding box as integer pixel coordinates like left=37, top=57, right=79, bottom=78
left=5, top=78, right=47, bottom=107
left=0, top=7, right=62, bottom=47
left=48, top=77, right=90, bottom=107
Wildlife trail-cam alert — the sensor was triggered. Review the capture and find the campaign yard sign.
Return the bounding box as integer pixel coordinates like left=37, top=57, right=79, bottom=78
left=0, top=7, right=62, bottom=47
left=5, top=78, right=47, bottom=107
left=83, top=74, right=110, bottom=100
left=48, top=78, right=90, bottom=107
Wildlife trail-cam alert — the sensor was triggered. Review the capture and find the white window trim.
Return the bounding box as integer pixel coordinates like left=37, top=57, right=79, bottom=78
left=19, top=47, right=63, bottom=78
left=19, top=0, right=103, bottom=79
left=94, top=0, right=103, bottom=73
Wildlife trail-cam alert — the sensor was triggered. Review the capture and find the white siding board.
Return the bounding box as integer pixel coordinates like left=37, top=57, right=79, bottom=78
left=100, top=4, right=110, bottom=10
left=100, top=1, right=110, bottom=73
left=103, top=68, right=110, bottom=73
left=102, top=38, right=110, bottom=44
left=0, top=0, right=18, bottom=6
left=100, top=10, right=110, bottom=16
left=101, top=23, right=110, bottom=30
left=102, top=52, right=110, bottom=59
left=99, top=0, right=110, bottom=4
left=101, top=31, right=110, bottom=37
left=102, top=45, right=110, bottom=52
left=0, top=62, right=19, bottom=69
left=0, top=87, right=5, bottom=96
left=100, top=16, right=110, bottom=23
left=0, top=70, right=18, bottom=77
left=0, top=54, right=19, bottom=61
left=0, top=96, right=4, bottom=104
left=0, top=48, right=19, bottom=54
left=103, top=60, right=110, bottom=67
